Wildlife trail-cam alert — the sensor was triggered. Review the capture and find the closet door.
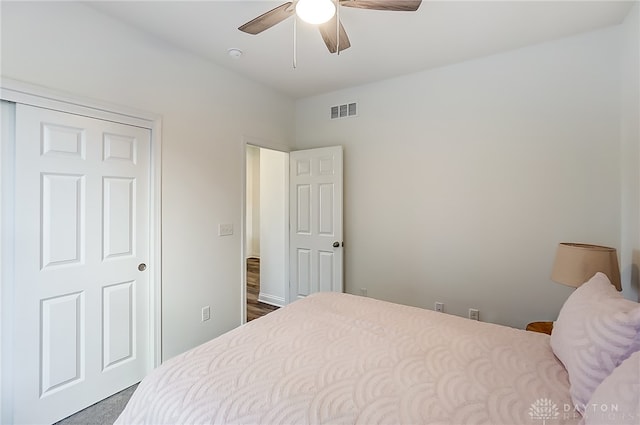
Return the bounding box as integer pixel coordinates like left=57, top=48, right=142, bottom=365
left=13, top=104, right=151, bottom=424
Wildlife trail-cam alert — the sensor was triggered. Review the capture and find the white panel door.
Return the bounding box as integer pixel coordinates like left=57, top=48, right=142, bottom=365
left=13, top=104, right=151, bottom=424
left=289, top=146, right=343, bottom=300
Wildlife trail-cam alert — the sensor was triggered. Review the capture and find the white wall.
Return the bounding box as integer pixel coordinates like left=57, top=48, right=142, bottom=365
left=295, top=25, right=630, bottom=328
left=259, top=148, right=288, bottom=306
left=620, top=3, right=640, bottom=301
left=246, top=145, right=261, bottom=258
left=1, top=2, right=295, bottom=359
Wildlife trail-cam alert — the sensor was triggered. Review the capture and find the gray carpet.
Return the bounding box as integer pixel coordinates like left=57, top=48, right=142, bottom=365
left=54, top=384, right=138, bottom=425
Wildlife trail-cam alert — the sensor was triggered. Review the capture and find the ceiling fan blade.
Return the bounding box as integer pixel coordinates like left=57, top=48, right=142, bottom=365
left=238, top=2, right=295, bottom=35
left=339, top=0, right=422, bottom=12
left=319, top=16, right=351, bottom=54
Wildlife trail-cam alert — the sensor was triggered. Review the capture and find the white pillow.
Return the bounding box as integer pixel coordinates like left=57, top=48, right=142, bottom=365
left=583, top=351, right=640, bottom=425
left=550, top=272, right=640, bottom=413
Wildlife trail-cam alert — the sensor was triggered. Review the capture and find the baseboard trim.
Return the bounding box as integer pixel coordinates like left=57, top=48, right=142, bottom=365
left=258, top=292, right=285, bottom=308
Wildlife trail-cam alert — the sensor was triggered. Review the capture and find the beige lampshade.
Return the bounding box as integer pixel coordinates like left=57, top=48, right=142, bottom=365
left=551, top=243, right=621, bottom=291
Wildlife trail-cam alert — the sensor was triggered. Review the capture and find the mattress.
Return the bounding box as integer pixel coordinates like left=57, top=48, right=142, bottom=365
left=115, top=292, right=578, bottom=424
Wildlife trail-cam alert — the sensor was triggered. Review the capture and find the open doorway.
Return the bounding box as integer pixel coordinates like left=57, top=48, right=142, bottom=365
left=245, top=145, right=288, bottom=321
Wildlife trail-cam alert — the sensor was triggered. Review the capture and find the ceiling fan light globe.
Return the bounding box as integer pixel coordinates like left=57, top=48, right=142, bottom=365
left=296, top=0, right=336, bottom=25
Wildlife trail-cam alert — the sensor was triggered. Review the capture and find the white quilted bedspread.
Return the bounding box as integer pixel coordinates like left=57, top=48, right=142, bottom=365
left=115, top=293, right=578, bottom=425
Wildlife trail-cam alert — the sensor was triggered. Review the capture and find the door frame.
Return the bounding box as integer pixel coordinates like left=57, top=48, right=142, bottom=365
left=240, top=136, right=291, bottom=324
left=0, top=78, right=162, bottom=423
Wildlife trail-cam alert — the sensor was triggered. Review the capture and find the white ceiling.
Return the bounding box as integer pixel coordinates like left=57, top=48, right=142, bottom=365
left=87, top=0, right=634, bottom=99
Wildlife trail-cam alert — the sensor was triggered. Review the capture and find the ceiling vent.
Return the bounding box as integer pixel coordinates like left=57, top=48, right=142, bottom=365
left=330, top=102, right=357, bottom=120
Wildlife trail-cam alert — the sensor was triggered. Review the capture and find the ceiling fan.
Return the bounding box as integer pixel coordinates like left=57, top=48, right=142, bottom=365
left=238, top=0, right=422, bottom=54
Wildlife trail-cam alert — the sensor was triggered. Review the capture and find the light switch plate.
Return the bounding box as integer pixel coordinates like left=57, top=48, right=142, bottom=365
left=219, top=223, right=233, bottom=236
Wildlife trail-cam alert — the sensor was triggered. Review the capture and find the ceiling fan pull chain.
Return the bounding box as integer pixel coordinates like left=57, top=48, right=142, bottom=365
left=336, top=0, right=340, bottom=55
left=293, top=16, right=297, bottom=69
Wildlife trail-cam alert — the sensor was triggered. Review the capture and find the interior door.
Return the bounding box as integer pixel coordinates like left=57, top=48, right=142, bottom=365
left=289, top=146, right=343, bottom=301
left=12, top=104, right=151, bottom=424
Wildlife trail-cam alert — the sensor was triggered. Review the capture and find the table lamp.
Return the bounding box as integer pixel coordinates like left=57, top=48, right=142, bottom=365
left=551, top=243, right=621, bottom=291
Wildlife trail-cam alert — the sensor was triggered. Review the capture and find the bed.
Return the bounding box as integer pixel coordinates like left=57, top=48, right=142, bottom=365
left=115, top=291, right=586, bottom=425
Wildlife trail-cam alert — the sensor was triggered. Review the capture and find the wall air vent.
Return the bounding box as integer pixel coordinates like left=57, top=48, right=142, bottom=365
left=330, top=102, right=357, bottom=120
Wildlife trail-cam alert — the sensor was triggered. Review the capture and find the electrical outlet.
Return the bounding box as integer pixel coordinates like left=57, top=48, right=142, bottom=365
left=435, top=302, right=444, bottom=313
left=201, top=306, right=211, bottom=322
left=360, top=288, right=367, bottom=297
left=218, top=223, right=233, bottom=236
left=469, top=308, right=479, bottom=321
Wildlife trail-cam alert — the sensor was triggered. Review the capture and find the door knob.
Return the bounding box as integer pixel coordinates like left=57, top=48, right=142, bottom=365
left=333, top=242, right=340, bottom=248
left=138, top=263, right=147, bottom=272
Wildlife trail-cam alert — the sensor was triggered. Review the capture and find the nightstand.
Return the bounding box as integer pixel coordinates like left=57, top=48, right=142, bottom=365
left=526, top=321, right=554, bottom=335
